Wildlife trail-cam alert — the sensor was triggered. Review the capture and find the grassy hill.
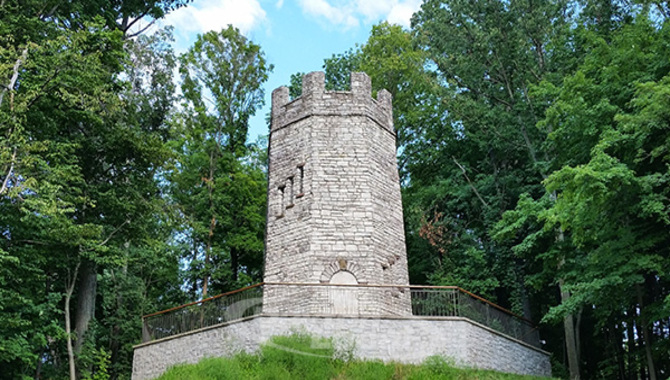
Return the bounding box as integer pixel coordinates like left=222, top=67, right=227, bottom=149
left=157, top=333, right=552, bottom=380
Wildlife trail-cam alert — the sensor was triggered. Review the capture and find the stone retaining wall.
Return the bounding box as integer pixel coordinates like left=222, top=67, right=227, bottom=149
left=132, top=315, right=551, bottom=379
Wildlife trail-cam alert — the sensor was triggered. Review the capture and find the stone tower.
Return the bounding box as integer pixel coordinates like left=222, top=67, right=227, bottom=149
left=263, top=72, right=410, bottom=316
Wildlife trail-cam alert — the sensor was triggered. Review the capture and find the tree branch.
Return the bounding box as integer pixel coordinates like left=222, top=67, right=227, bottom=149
left=124, top=9, right=153, bottom=33
left=453, top=157, right=490, bottom=209
left=25, top=67, right=60, bottom=110
left=124, top=19, right=156, bottom=40
left=0, top=47, right=28, bottom=108
left=0, top=148, right=17, bottom=195
left=654, top=2, right=669, bottom=19
left=98, top=220, right=130, bottom=247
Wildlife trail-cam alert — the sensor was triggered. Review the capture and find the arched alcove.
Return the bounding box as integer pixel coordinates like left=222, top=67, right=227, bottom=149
left=329, top=270, right=359, bottom=315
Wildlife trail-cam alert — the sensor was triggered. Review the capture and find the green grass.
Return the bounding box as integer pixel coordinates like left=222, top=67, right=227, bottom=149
left=157, top=333, right=552, bottom=380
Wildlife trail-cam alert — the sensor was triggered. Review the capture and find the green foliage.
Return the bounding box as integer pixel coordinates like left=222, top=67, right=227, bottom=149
left=288, top=71, right=305, bottom=99
left=82, top=348, right=111, bottom=380
left=493, top=8, right=670, bottom=378
left=408, top=1, right=670, bottom=377
left=169, top=26, right=271, bottom=297
left=405, top=0, right=575, bottom=318
left=321, top=22, right=438, bottom=161
left=0, top=12, right=126, bottom=378
left=0, top=1, right=184, bottom=377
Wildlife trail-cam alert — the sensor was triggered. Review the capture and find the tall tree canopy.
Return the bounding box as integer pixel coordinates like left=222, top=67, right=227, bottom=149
left=407, top=1, right=670, bottom=378
left=169, top=26, right=271, bottom=299
left=1, top=2, right=185, bottom=378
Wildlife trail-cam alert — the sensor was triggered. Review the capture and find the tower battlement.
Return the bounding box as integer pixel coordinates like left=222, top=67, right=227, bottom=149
left=271, top=72, right=393, bottom=135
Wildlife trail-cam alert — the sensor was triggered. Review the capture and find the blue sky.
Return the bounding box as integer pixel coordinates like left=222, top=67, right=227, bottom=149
left=150, top=0, right=422, bottom=141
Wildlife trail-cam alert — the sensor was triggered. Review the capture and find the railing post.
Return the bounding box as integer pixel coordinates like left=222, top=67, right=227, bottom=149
left=141, top=317, right=151, bottom=343
left=486, top=303, right=491, bottom=325
left=450, top=289, right=461, bottom=317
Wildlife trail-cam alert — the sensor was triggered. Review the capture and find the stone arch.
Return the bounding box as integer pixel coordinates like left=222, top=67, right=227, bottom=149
left=320, top=258, right=361, bottom=283
left=329, top=270, right=357, bottom=285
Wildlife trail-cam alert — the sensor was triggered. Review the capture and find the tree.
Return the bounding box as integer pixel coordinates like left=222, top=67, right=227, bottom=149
left=410, top=1, right=588, bottom=377
left=0, top=1, right=185, bottom=377
left=170, top=26, right=271, bottom=299
left=294, top=22, right=436, bottom=174
left=89, top=27, right=185, bottom=379
left=0, top=7, right=125, bottom=376
left=497, top=13, right=670, bottom=378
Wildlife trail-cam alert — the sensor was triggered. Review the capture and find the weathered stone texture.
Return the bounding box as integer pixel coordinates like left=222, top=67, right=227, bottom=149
left=131, top=316, right=551, bottom=380
left=132, top=318, right=262, bottom=380
left=264, top=72, right=410, bottom=315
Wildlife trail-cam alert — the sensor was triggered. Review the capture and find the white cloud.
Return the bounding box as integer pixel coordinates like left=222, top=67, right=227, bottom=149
left=298, top=0, right=359, bottom=29
left=355, top=0, right=394, bottom=22
left=162, top=0, right=267, bottom=36
left=386, top=0, right=422, bottom=27
left=297, top=0, right=421, bottom=29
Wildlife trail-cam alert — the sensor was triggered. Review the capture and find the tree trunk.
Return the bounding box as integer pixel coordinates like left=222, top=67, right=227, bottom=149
left=0, top=46, right=28, bottom=108
left=516, top=261, right=532, bottom=321
left=202, top=229, right=214, bottom=299
left=66, top=293, right=76, bottom=380
left=575, top=307, right=582, bottom=361
left=74, top=259, right=97, bottom=354
left=35, top=351, right=43, bottom=379
left=203, top=231, right=211, bottom=298
left=203, top=151, right=216, bottom=298
left=109, top=249, right=127, bottom=380
left=636, top=284, right=657, bottom=380
left=65, top=261, right=81, bottom=380
left=555, top=224, right=580, bottom=380
left=627, top=308, right=636, bottom=380
left=609, top=320, right=626, bottom=380
left=191, top=232, right=198, bottom=298
left=559, top=278, right=580, bottom=379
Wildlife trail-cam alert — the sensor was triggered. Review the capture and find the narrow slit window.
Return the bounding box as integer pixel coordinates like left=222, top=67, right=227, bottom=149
left=286, top=177, right=294, bottom=208
left=296, top=164, right=305, bottom=197
left=276, top=185, right=285, bottom=217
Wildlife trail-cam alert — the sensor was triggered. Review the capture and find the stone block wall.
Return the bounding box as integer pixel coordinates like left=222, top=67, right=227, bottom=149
left=132, top=318, right=261, bottom=380
left=131, top=315, right=551, bottom=380
left=263, top=72, right=410, bottom=315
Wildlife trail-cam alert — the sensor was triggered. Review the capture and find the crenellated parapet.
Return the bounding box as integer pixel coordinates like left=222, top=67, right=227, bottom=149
left=271, top=72, right=393, bottom=135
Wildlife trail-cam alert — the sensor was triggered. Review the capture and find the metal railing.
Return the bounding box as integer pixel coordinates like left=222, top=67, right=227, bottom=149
left=141, top=283, right=539, bottom=347
left=142, top=284, right=263, bottom=342
left=410, top=287, right=539, bottom=346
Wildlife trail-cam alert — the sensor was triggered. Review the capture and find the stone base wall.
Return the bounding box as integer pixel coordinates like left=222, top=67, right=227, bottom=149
left=132, top=315, right=551, bottom=379
left=262, top=284, right=412, bottom=316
